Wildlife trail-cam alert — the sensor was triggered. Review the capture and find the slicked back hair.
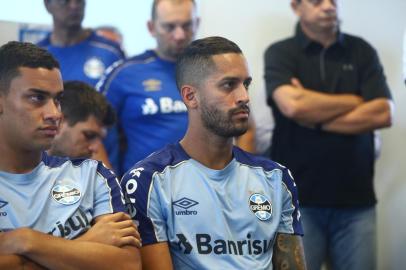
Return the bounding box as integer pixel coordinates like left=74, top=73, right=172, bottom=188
left=175, top=36, right=242, bottom=90
left=0, top=41, right=59, bottom=93
left=151, top=0, right=196, bottom=21
left=62, top=81, right=116, bottom=127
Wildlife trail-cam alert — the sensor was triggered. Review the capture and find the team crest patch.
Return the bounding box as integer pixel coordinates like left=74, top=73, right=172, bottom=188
left=83, top=57, right=105, bottom=79
left=249, top=193, right=272, bottom=221
left=51, top=184, right=81, bottom=205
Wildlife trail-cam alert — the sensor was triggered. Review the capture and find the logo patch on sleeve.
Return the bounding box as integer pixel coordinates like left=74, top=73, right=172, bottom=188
left=249, top=193, right=272, bottom=221
left=51, top=184, right=81, bottom=205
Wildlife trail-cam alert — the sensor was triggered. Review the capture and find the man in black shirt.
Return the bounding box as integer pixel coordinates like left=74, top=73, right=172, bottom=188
left=264, top=0, right=394, bottom=269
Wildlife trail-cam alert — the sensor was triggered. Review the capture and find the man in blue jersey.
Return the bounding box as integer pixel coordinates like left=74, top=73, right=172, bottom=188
left=49, top=81, right=115, bottom=166
left=0, top=42, right=141, bottom=270
left=97, top=0, right=255, bottom=176
left=121, top=36, right=306, bottom=269
left=38, top=0, right=125, bottom=169
left=38, top=0, right=125, bottom=86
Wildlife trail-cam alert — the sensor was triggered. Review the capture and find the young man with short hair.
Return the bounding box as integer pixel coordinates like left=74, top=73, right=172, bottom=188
left=122, top=36, right=306, bottom=270
left=49, top=80, right=115, bottom=160
left=0, top=41, right=141, bottom=270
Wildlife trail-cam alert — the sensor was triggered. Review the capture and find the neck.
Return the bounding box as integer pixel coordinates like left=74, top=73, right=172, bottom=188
left=50, top=24, right=90, bottom=46
left=154, top=49, right=177, bottom=62
left=300, top=22, right=337, bottom=48
left=180, top=126, right=234, bottom=170
left=0, top=145, right=42, bottom=174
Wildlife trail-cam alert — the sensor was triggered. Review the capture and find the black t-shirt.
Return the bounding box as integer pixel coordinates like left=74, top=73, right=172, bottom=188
left=264, top=25, right=392, bottom=207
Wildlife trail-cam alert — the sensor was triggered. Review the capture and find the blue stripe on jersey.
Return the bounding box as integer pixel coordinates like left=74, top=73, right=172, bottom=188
left=232, top=148, right=303, bottom=235
left=42, top=152, right=125, bottom=213
left=96, top=50, right=156, bottom=96
left=121, top=144, right=189, bottom=243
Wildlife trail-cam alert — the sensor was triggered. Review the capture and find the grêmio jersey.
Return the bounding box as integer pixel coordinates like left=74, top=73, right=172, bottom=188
left=37, top=31, right=125, bottom=86
left=97, top=50, right=188, bottom=175
left=121, top=143, right=303, bottom=269
left=0, top=152, right=125, bottom=239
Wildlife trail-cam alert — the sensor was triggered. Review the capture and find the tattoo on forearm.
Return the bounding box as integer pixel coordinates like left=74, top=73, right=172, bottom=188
left=273, top=234, right=307, bottom=270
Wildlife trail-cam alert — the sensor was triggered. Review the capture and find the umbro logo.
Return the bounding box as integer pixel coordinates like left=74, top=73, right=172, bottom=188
left=173, top=197, right=199, bottom=216
left=0, top=200, right=8, bottom=217
left=0, top=201, right=8, bottom=209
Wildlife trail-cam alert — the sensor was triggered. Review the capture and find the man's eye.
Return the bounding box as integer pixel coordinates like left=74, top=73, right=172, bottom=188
left=182, top=22, right=192, bottom=31
left=162, top=24, right=176, bottom=32
left=84, top=132, right=98, bottom=141
left=222, top=81, right=235, bottom=90
left=29, top=94, right=46, bottom=103
left=243, top=82, right=250, bottom=90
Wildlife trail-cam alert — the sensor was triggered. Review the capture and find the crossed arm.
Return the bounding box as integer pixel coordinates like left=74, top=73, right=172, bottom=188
left=0, top=212, right=142, bottom=270
left=273, top=78, right=393, bottom=134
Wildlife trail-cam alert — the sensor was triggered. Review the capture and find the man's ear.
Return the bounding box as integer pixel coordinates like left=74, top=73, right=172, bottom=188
left=147, top=20, right=156, bottom=38
left=180, top=85, right=198, bottom=109
left=291, top=0, right=301, bottom=16
left=0, top=92, right=4, bottom=114
left=44, top=0, right=51, bottom=12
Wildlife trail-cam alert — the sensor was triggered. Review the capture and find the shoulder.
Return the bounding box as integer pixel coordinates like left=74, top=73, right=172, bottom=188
left=342, top=32, right=377, bottom=54
left=36, top=34, right=51, bottom=47
left=96, top=50, right=157, bottom=93
left=264, top=37, right=296, bottom=58
left=87, top=31, right=124, bottom=56
left=121, top=144, right=189, bottom=184
left=233, top=147, right=296, bottom=187
left=42, top=152, right=116, bottom=180
left=233, top=146, right=287, bottom=172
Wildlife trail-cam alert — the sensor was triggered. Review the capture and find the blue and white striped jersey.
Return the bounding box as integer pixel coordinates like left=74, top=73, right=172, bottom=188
left=121, top=143, right=303, bottom=269
left=0, top=152, right=125, bottom=239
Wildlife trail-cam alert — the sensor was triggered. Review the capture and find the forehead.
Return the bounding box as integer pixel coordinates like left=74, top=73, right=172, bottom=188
left=209, top=53, right=250, bottom=79
left=155, top=0, right=196, bottom=22
left=72, top=115, right=104, bottom=133
left=9, top=67, right=63, bottom=95
left=300, top=0, right=337, bottom=7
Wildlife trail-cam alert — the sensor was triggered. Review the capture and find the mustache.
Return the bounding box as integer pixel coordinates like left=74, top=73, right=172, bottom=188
left=229, top=104, right=250, bottom=115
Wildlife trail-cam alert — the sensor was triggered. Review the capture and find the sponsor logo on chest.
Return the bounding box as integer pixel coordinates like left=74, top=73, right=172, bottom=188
left=142, top=97, right=187, bottom=115
left=172, top=197, right=199, bottom=216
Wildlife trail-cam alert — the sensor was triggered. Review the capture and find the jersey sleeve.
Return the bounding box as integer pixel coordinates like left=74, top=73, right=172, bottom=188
left=264, top=42, right=297, bottom=104
left=121, top=164, right=168, bottom=246
left=96, top=60, right=126, bottom=175
left=277, top=167, right=304, bottom=236
left=357, top=39, right=392, bottom=101
left=93, top=161, right=126, bottom=217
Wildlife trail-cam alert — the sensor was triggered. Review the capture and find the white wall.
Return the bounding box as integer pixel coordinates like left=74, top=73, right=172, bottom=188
left=1, top=1, right=405, bottom=269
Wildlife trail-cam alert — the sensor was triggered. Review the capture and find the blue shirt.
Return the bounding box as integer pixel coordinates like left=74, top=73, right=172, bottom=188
left=97, top=50, right=188, bottom=175
left=37, top=31, right=125, bottom=86
left=121, top=143, right=303, bottom=269
left=0, top=153, right=125, bottom=239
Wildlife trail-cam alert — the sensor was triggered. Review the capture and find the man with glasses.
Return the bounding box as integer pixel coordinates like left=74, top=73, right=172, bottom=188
left=38, top=0, right=125, bottom=87
left=264, top=0, right=394, bottom=269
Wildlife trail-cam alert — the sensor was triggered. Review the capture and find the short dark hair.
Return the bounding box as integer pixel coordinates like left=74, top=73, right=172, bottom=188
left=0, top=41, right=59, bottom=93
left=151, top=0, right=195, bottom=21
left=62, top=81, right=116, bottom=127
left=175, top=36, right=242, bottom=90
